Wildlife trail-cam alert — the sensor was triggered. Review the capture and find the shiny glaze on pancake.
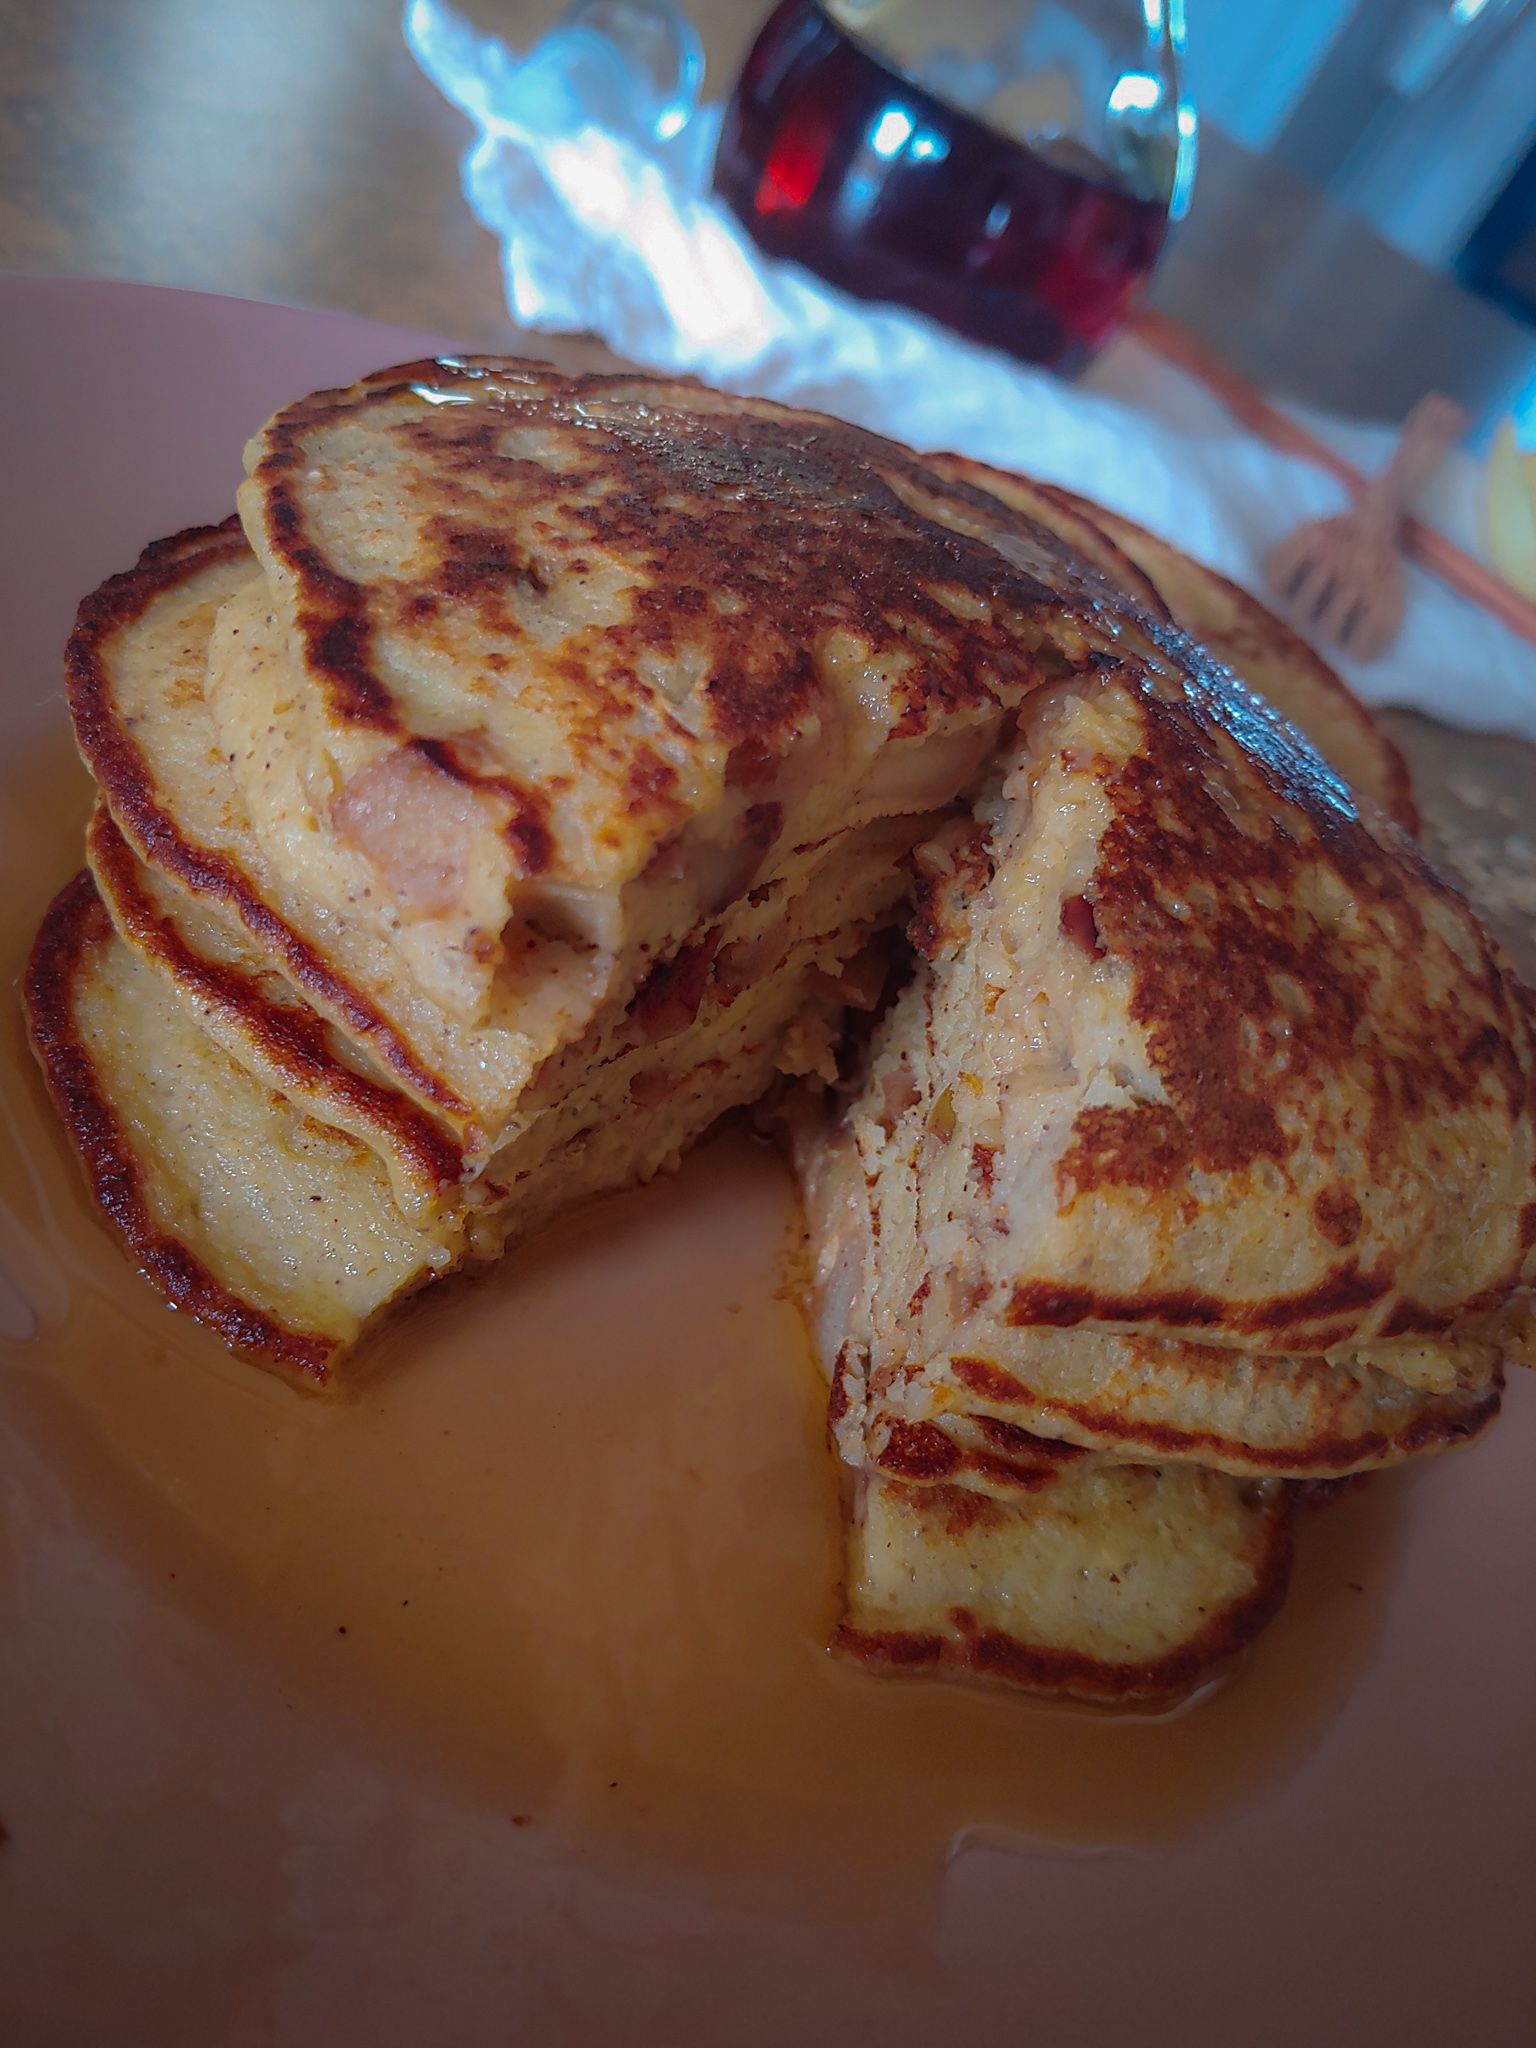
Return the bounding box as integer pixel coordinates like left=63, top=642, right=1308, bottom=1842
left=925, top=452, right=1417, bottom=833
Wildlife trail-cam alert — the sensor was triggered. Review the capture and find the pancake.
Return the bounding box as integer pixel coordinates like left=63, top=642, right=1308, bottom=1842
left=804, top=1115, right=1504, bottom=1485
left=792, top=633, right=1526, bottom=1696
left=73, top=368, right=1158, bottom=1174
left=67, top=504, right=924, bottom=1187
left=86, top=800, right=467, bottom=1227
left=837, top=1465, right=1294, bottom=1704
left=24, top=873, right=462, bottom=1386
left=793, top=650, right=1536, bottom=1518
left=923, top=453, right=1417, bottom=833
left=66, top=792, right=914, bottom=1374
left=79, top=685, right=929, bottom=1367
left=844, top=675, right=1536, bottom=1366
left=213, top=358, right=1133, bottom=1157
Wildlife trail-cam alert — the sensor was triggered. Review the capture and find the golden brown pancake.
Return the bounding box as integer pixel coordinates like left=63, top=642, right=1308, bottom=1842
left=24, top=873, right=462, bottom=1386
left=86, top=800, right=467, bottom=1226
left=862, top=680, right=1535, bottom=1360
left=793, top=640, right=1524, bottom=1694
left=74, top=364, right=1177, bottom=1182
left=215, top=358, right=1127, bottom=1157
left=796, top=671, right=1532, bottom=1521
left=55, top=368, right=1533, bottom=1397
left=62, top=520, right=945, bottom=1363
left=63, top=505, right=923, bottom=1206
left=838, top=1465, right=1294, bottom=1704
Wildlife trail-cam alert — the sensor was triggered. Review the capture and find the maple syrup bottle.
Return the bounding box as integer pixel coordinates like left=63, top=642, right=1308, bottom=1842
left=714, top=0, right=1195, bottom=374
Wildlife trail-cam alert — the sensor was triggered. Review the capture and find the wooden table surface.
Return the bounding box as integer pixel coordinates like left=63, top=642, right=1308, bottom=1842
left=3, top=0, right=1534, bottom=969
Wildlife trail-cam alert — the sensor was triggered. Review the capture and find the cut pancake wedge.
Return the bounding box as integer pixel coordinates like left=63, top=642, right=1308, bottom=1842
left=797, top=632, right=1531, bottom=1694
left=24, top=873, right=463, bottom=1386
left=849, top=673, right=1536, bottom=1364
left=838, top=1465, right=1294, bottom=1704
left=216, top=358, right=1113, bottom=1155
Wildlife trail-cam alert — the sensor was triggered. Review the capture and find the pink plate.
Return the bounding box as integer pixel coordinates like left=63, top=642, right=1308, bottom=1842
left=0, top=275, right=1532, bottom=2047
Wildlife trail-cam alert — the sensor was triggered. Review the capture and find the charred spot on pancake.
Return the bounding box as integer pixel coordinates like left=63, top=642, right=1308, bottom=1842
left=1060, top=892, right=1104, bottom=959
left=63, top=525, right=470, bottom=1122
left=1005, top=1261, right=1395, bottom=1336
left=827, top=1343, right=857, bottom=1427
left=429, top=519, right=548, bottom=604
left=832, top=1624, right=946, bottom=1670
left=1378, top=1296, right=1458, bottom=1338
left=876, top=1420, right=963, bottom=1479
left=624, top=746, right=680, bottom=815
left=257, top=482, right=398, bottom=731
left=87, top=806, right=463, bottom=1194
left=504, top=809, right=553, bottom=876
left=950, top=1354, right=1030, bottom=1402
left=1313, top=1185, right=1364, bottom=1248
left=1005, top=1281, right=1098, bottom=1329
left=966, top=1340, right=1504, bottom=1473
left=624, top=932, right=720, bottom=1047
left=976, top=1417, right=1087, bottom=1462
left=909, top=819, right=992, bottom=961
left=963, top=1453, right=1063, bottom=1493
left=969, top=1142, right=997, bottom=1196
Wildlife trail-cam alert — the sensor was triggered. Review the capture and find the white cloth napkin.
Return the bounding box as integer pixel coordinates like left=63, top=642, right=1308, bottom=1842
left=406, top=0, right=1536, bottom=742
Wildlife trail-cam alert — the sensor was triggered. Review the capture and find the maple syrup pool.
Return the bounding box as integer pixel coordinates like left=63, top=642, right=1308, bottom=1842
left=0, top=731, right=1408, bottom=1917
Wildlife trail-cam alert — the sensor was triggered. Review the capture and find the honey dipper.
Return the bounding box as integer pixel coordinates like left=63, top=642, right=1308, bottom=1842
left=1265, top=391, right=1467, bottom=662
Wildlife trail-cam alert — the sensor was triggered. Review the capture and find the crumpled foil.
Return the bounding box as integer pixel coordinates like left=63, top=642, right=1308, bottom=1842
left=405, top=0, right=1536, bottom=739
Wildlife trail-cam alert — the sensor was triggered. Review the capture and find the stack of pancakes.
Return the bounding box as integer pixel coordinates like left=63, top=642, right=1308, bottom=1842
left=27, top=359, right=1535, bottom=1700
left=800, top=646, right=1528, bottom=1700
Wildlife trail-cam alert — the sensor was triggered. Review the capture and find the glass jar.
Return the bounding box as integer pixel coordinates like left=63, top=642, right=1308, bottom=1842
left=713, top=0, right=1195, bottom=374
